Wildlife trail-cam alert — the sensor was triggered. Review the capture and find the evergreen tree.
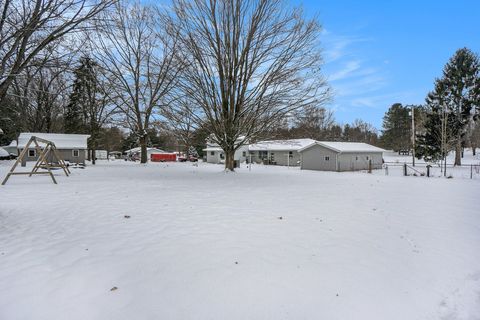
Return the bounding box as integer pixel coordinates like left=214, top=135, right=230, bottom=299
left=64, top=97, right=85, bottom=134
left=416, top=80, right=459, bottom=164
left=64, top=57, right=95, bottom=134
left=188, top=146, right=198, bottom=158
left=440, top=48, right=480, bottom=165
left=122, top=132, right=138, bottom=152
left=380, top=103, right=410, bottom=152
left=65, top=56, right=114, bottom=164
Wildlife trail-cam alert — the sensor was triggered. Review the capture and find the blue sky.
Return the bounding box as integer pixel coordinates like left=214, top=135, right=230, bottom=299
left=298, top=0, right=480, bottom=129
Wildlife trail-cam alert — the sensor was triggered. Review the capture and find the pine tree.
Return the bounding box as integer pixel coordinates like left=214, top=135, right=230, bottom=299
left=64, top=94, right=84, bottom=134
left=381, top=103, right=410, bottom=153
left=416, top=80, right=459, bottom=165
left=188, top=146, right=199, bottom=158
left=65, top=57, right=95, bottom=134
left=65, top=56, right=113, bottom=164
left=440, top=48, right=480, bottom=165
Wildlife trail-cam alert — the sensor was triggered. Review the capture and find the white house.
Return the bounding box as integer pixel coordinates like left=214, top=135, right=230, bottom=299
left=203, top=136, right=248, bottom=164
left=124, top=147, right=166, bottom=160
left=14, top=132, right=90, bottom=166
left=2, top=143, right=18, bottom=156
left=89, top=149, right=108, bottom=160
left=0, top=147, right=10, bottom=159
left=248, top=139, right=315, bottom=166
left=298, top=141, right=385, bottom=171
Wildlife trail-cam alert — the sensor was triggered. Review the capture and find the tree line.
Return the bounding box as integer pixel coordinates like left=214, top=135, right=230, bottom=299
left=0, top=0, right=334, bottom=170
left=4, top=1, right=473, bottom=171
left=380, top=48, right=480, bottom=166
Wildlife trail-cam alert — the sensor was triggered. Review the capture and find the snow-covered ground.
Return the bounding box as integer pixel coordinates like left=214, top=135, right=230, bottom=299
left=382, top=149, right=480, bottom=179
left=0, top=159, right=479, bottom=320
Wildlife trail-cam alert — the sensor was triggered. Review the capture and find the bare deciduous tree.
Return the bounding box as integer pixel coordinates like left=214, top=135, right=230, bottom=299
left=169, top=0, right=330, bottom=170
left=162, top=98, right=200, bottom=156
left=292, top=105, right=335, bottom=140
left=95, top=1, right=182, bottom=163
left=10, top=54, right=71, bottom=133
left=0, top=0, right=115, bottom=102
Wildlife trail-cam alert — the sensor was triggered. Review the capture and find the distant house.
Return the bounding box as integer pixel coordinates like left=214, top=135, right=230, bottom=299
left=0, top=147, right=11, bottom=160
left=89, top=149, right=108, bottom=160
left=203, top=136, right=248, bottom=164
left=14, top=132, right=90, bottom=166
left=2, top=143, right=18, bottom=156
left=248, top=139, right=315, bottom=166
left=298, top=141, right=385, bottom=171
left=124, top=147, right=166, bottom=160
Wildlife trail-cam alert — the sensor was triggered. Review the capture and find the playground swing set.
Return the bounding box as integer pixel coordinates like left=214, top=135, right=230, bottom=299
left=2, top=136, right=71, bottom=185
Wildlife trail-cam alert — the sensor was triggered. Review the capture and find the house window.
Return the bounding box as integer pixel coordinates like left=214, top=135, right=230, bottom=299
left=366, top=156, right=369, bottom=160
left=325, top=156, right=330, bottom=161
left=210, top=151, right=214, bottom=156
left=28, top=149, right=36, bottom=157
left=355, top=156, right=358, bottom=160
left=289, top=151, right=293, bottom=157
left=220, top=153, right=225, bottom=159
left=242, top=151, right=246, bottom=157
left=72, top=149, right=79, bottom=157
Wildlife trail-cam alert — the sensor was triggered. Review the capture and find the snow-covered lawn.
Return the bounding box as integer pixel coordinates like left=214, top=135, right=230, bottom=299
left=0, top=160, right=479, bottom=320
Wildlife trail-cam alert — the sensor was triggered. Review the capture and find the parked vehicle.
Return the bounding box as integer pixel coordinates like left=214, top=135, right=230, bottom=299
left=178, top=155, right=198, bottom=162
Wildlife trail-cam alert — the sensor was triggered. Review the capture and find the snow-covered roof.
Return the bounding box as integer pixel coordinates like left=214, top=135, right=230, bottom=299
left=298, top=141, right=385, bottom=153
left=16, top=133, right=90, bottom=149
left=248, top=139, right=316, bottom=152
left=205, top=135, right=247, bottom=149
left=125, top=147, right=165, bottom=154
left=0, top=147, right=9, bottom=157
left=203, top=147, right=223, bottom=152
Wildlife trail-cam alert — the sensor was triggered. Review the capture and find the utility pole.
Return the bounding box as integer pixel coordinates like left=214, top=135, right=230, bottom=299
left=410, top=105, right=416, bottom=166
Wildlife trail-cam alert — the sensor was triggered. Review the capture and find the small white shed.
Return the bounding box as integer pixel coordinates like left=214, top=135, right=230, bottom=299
left=298, top=141, right=385, bottom=171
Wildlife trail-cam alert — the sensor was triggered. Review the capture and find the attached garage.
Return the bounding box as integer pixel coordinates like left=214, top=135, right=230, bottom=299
left=298, top=141, right=385, bottom=172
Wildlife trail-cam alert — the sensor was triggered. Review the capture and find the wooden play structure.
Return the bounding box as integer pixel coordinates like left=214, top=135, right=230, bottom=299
left=2, top=136, right=71, bottom=185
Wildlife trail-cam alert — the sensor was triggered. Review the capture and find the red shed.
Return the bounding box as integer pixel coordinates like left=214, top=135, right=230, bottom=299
left=151, top=153, right=177, bottom=162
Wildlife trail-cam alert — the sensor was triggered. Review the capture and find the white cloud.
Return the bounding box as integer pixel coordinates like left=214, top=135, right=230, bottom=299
left=321, top=31, right=371, bottom=63
left=328, top=60, right=362, bottom=81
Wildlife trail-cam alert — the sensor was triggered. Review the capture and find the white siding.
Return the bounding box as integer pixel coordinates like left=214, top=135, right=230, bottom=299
left=206, top=145, right=248, bottom=164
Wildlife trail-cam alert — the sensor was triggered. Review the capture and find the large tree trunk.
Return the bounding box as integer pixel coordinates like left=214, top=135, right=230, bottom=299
left=454, top=140, right=462, bottom=166
left=92, top=149, right=96, bottom=165
left=224, top=147, right=235, bottom=171
left=140, top=135, right=148, bottom=164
